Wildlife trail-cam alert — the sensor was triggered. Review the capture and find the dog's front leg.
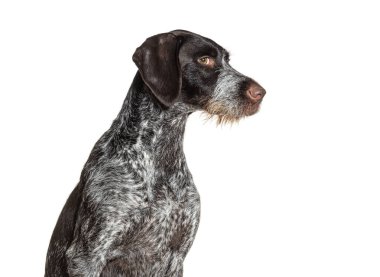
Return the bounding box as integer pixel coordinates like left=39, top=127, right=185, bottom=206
left=66, top=249, right=104, bottom=277
left=65, top=212, right=127, bottom=277
left=65, top=230, right=113, bottom=277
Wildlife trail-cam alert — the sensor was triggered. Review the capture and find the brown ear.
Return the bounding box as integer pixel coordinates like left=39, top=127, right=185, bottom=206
left=132, top=33, right=182, bottom=107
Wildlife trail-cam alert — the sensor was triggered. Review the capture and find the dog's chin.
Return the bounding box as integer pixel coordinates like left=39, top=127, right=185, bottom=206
left=244, top=102, right=261, bottom=116
left=203, top=102, right=262, bottom=125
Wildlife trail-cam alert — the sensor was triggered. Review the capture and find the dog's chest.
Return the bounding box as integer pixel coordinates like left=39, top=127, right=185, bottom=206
left=148, top=192, right=199, bottom=249
left=128, top=178, right=198, bottom=251
left=108, top=188, right=199, bottom=275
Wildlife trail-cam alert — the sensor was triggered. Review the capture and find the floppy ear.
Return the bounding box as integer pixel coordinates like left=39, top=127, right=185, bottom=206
left=132, top=33, right=182, bottom=107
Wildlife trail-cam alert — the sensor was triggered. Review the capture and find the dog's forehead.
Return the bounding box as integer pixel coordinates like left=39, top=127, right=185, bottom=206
left=171, top=30, right=227, bottom=56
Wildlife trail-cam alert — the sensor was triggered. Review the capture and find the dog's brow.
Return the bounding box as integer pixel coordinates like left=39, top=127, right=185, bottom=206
left=195, top=45, right=218, bottom=57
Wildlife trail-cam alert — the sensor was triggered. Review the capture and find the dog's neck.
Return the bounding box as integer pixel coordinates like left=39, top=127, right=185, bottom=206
left=113, top=73, right=191, bottom=172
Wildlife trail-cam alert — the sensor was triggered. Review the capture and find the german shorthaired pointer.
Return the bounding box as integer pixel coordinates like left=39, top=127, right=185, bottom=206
left=45, top=30, right=265, bottom=277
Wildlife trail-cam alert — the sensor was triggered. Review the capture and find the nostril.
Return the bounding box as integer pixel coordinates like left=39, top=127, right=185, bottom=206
left=246, top=85, right=266, bottom=102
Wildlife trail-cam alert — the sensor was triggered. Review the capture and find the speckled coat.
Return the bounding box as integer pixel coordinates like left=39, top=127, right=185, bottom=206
left=45, top=30, right=265, bottom=277
left=46, top=73, right=200, bottom=277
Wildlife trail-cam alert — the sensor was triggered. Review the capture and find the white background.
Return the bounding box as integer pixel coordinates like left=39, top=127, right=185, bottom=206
left=0, top=0, right=379, bottom=276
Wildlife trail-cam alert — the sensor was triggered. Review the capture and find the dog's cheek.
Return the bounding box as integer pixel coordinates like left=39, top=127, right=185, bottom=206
left=180, top=66, right=214, bottom=102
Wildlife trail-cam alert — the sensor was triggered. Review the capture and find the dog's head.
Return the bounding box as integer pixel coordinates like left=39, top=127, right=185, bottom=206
left=132, top=30, right=265, bottom=123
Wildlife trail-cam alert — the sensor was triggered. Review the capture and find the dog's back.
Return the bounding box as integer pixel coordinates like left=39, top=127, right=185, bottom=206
left=45, top=184, right=82, bottom=276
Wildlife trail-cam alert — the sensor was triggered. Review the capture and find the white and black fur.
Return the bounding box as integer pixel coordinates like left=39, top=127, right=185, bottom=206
left=45, top=30, right=265, bottom=277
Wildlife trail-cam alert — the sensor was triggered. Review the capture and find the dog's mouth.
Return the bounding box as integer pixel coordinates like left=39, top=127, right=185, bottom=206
left=244, top=101, right=262, bottom=116
left=203, top=100, right=262, bottom=125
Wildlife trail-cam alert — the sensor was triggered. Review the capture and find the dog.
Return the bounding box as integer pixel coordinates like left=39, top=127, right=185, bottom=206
left=45, top=30, right=265, bottom=277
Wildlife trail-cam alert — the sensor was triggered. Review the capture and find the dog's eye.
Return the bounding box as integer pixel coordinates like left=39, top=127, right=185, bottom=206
left=197, top=56, right=215, bottom=67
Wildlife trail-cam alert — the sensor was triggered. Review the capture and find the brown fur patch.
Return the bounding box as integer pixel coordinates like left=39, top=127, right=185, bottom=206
left=203, top=101, right=244, bottom=125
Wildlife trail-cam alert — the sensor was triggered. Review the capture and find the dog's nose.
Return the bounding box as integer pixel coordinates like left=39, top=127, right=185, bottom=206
left=246, top=83, right=266, bottom=102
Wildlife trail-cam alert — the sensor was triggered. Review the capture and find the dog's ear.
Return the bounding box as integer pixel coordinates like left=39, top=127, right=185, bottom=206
left=132, top=33, right=182, bottom=107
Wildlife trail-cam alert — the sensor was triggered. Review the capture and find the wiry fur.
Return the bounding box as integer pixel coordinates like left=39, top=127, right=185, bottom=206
left=45, top=30, right=265, bottom=277
left=201, top=61, right=262, bottom=125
